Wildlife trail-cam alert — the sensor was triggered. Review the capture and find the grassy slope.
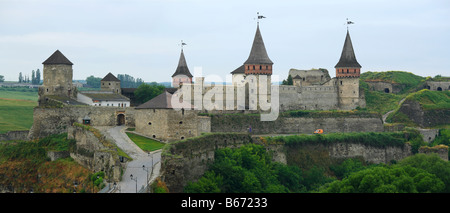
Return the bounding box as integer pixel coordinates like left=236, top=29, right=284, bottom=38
left=0, top=90, right=38, bottom=133
left=386, top=90, right=450, bottom=126
left=361, top=71, right=425, bottom=94
left=406, top=89, right=450, bottom=110
left=0, top=98, right=37, bottom=133
left=125, top=132, right=165, bottom=152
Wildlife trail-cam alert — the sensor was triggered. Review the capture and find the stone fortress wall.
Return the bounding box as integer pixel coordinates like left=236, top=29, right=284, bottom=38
left=160, top=133, right=413, bottom=192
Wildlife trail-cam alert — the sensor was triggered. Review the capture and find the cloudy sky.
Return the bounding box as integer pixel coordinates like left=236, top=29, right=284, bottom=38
left=0, top=0, right=449, bottom=83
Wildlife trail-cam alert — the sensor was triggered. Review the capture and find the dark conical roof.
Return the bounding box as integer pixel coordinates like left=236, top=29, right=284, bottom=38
left=135, top=91, right=195, bottom=109
left=335, top=30, right=361, bottom=68
left=244, top=24, right=273, bottom=65
left=231, top=65, right=245, bottom=74
left=42, top=50, right=73, bottom=65
left=101, top=72, right=120, bottom=82
left=172, top=49, right=193, bottom=78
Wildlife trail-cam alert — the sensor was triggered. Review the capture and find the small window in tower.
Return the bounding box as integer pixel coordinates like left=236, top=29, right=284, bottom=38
left=266, top=66, right=268, bottom=70
left=179, top=121, right=183, bottom=124
left=340, top=81, right=343, bottom=85
left=347, top=69, right=349, bottom=73
left=253, top=65, right=255, bottom=70
left=148, top=122, right=152, bottom=125
left=109, top=83, right=111, bottom=85
left=354, top=69, right=356, bottom=73
left=260, top=65, right=262, bottom=70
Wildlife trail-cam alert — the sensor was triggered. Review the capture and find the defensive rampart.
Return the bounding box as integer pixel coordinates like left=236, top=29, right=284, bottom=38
left=160, top=132, right=412, bottom=192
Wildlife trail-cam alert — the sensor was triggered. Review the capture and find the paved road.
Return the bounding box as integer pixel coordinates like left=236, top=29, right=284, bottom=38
left=97, top=126, right=161, bottom=193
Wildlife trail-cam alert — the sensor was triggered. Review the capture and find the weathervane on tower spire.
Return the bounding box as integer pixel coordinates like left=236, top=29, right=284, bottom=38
left=179, top=40, right=187, bottom=50
left=346, top=18, right=354, bottom=30
left=256, top=12, right=266, bottom=25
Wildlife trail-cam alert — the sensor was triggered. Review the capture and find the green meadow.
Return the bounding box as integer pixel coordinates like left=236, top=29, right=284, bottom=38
left=0, top=90, right=38, bottom=133
left=125, top=132, right=165, bottom=152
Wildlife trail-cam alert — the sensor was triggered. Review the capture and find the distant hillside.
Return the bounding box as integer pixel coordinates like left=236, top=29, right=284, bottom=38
left=405, top=89, right=450, bottom=110
left=387, top=89, right=450, bottom=127
left=361, top=71, right=425, bottom=93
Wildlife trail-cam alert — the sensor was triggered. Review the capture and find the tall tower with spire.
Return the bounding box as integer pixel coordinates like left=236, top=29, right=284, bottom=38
left=231, top=14, right=273, bottom=109
left=243, top=23, right=273, bottom=76
left=335, top=27, right=362, bottom=110
left=172, top=45, right=193, bottom=88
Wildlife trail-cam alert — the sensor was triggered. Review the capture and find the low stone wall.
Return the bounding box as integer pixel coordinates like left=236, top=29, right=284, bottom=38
left=47, top=151, right=70, bottom=161
left=419, top=145, right=448, bottom=161
left=209, top=114, right=383, bottom=134
left=29, top=106, right=136, bottom=139
left=160, top=133, right=253, bottom=193
left=0, top=130, right=30, bottom=141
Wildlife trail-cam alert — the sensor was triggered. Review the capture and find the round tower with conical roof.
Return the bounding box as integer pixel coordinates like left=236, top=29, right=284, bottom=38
left=335, top=30, right=362, bottom=110
left=231, top=23, right=273, bottom=110
left=172, top=49, right=193, bottom=88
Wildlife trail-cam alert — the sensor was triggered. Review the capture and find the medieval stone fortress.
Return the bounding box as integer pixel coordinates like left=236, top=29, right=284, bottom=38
left=1, top=17, right=449, bottom=194
left=31, top=22, right=367, bottom=142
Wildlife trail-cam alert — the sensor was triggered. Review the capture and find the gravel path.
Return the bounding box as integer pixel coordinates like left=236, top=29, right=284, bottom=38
left=97, top=126, right=161, bottom=193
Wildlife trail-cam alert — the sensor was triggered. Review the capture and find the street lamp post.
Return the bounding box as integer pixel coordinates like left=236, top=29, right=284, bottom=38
left=143, top=165, right=149, bottom=185
left=130, top=174, right=138, bottom=193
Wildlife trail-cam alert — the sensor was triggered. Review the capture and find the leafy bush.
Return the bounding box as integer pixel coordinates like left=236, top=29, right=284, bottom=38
left=37, top=133, right=76, bottom=152
left=184, top=144, right=334, bottom=193
left=321, top=154, right=449, bottom=193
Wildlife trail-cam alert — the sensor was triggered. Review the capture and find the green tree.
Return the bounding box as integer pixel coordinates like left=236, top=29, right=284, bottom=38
left=18, top=72, right=23, bottom=83
left=321, top=160, right=446, bottom=193
left=36, top=69, right=41, bottom=85
left=117, top=74, right=144, bottom=88
left=184, top=171, right=223, bottom=193
left=0, top=75, right=4, bottom=82
left=398, top=154, right=450, bottom=192
left=134, top=83, right=165, bottom=104
left=31, top=70, right=36, bottom=84
left=184, top=144, right=333, bottom=193
left=282, top=75, right=293, bottom=85
left=86, top=75, right=102, bottom=88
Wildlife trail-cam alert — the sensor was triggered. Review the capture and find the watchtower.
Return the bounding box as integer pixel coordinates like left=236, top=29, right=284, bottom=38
left=172, top=48, right=193, bottom=88
left=101, top=72, right=121, bottom=94
left=40, top=50, right=76, bottom=99
left=335, top=29, right=362, bottom=110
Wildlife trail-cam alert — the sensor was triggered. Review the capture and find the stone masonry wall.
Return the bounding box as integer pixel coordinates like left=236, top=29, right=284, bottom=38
left=209, top=114, right=383, bottom=134
left=0, top=130, right=30, bottom=141
left=160, top=133, right=411, bottom=192
left=67, top=125, right=123, bottom=182
left=29, top=106, right=136, bottom=139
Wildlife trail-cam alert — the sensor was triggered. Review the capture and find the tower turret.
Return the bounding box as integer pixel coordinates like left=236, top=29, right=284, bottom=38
left=335, top=30, right=361, bottom=78
left=172, top=48, right=193, bottom=88
left=101, top=72, right=121, bottom=93
left=243, top=23, right=273, bottom=76
left=40, top=50, right=76, bottom=99
left=335, top=29, right=362, bottom=110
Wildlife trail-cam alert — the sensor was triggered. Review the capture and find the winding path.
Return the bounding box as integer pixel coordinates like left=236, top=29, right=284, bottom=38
left=97, top=126, right=161, bottom=193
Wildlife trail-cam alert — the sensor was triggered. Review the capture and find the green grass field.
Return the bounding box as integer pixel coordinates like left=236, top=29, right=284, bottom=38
left=0, top=90, right=38, bottom=102
left=125, top=132, right=165, bottom=152
left=0, top=90, right=38, bottom=133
